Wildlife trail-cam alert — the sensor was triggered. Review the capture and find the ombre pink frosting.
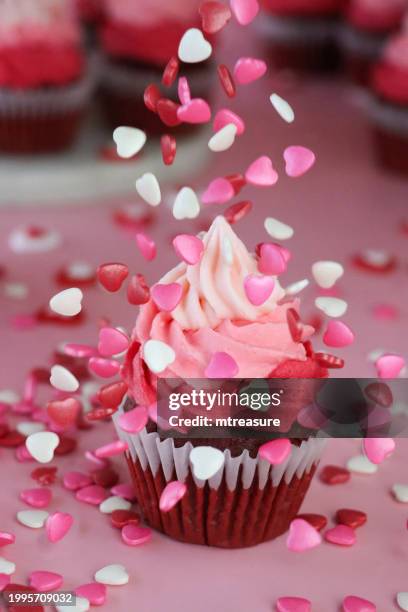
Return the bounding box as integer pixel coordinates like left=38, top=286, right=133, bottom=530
left=345, top=0, right=406, bottom=32
left=124, top=217, right=317, bottom=405
left=372, top=33, right=408, bottom=103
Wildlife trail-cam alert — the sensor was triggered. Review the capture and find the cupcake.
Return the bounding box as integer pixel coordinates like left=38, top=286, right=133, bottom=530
left=258, top=0, right=343, bottom=72
left=115, top=216, right=329, bottom=548
left=74, top=0, right=104, bottom=45
left=369, top=31, right=408, bottom=175
left=339, top=0, right=407, bottom=86
left=0, top=0, right=96, bottom=154
left=98, top=0, right=214, bottom=134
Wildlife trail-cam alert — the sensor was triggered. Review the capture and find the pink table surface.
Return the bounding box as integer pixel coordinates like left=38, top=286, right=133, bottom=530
left=1, top=69, right=408, bottom=610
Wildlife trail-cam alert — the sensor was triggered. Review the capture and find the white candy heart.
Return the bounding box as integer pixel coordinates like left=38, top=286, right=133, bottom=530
left=135, top=173, right=161, bottom=207
left=285, top=279, right=309, bottom=296
left=49, top=288, right=83, bottom=317
left=367, top=348, right=386, bottom=362
left=190, top=446, right=225, bottom=480
left=143, top=340, right=176, bottom=374
left=346, top=455, right=378, bottom=474
left=362, top=249, right=391, bottom=267
left=312, top=261, right=344, bottom=289
left=0, top=557, right=16, bottom=575
left=57, top=597, right=90, bottom=612
left=397, top=592, right=408, bottom=611
left=67, top=262, right=94, bottom=280
left=0, top=389, right=20, bottom=404
left=4, top=282, right=28, bottom=299
left=16, top=421, right=45, bottom=436
left=95, top=564, right=129, bottom=586
left=173, top=187, right=200, bottom=220
left=178, top=28, right=212, bottom=63
left=99, top=496, right=132, bottom=514
left=113, top=126, right=146, bottom=159
left=270, top=93, right=295, bottom=123
left=17, top=509, right=49, bottom=528
left=9, top=228, right=61, bottom=254
left=264, top=217, right=294, bottom=240
left=50, top=365, right=79, bottom=392
left=392, top=484, right=408, bottom=503
left=26, top=431, right=60, bottom=464
left=315, top=297, right=348, bottom=318
left=208, top=124, right=237, bottom=152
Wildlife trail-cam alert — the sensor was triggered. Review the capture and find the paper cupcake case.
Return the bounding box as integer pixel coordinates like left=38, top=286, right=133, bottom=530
left=113, top=408, right=326, bottom=548
left=0, top=56, right=98, bottom=154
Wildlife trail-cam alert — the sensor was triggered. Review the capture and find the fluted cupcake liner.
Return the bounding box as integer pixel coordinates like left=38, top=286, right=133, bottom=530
left=114, top=408, right=326, bottom=548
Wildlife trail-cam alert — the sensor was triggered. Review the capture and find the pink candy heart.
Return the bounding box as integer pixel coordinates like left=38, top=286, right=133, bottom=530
left=29, top=570, right=63, bottom=592
left=234, top=57, right=267, bottom=84
left=121, top=524, right=152, bottom=546
left=135, top=232, right=156, bottom=261
left=111, top=483, right=136, bottom=501
left=76, top=485, right=108, bottom=505
left=324, top=524, right=356, bottom=546
left=88, top=357, right=120, bottom=378
left=178, top=76, right=191, bottom=105
left=75, top=582, right=107, bottom=606
left=173, top=234, right=204, bottom=265
left=258, top=243, right=287, bottom=275
left=244, top=274, right=275, bottom=306
left=375, top=354, right=405, bottom=378
left=286, top=519, right=322, bottom=552
left=63, top=471, right=93, bottom=491
left=284, top=146, right=316, bottom=178
left=245, top=156, right=278, bottom=186
left=276, top=596, right=312, bottom=612
left=177, top=98, right=211, bottom=124
left=342, top=595, right=376, bottom=612
left=202, top=177, right=235, bottom=205
left=159, top=481, right=187, bottom=512
left=46, top=511, right=73, bottom=543
left=230, top=0, right=259, bottom=25
left=213, top=109, right=245, bottom=135
left=94, top=440, right=128, bottom=458
left=323, top=321, right=355, bottom=348
left=98, top=327, right=129, bottom=357
left=258, top=439, right=291, bottom=465
left=151, top=282, right=183, bottom=312
left=0, top=532, right=15, bottom=547
left=363, top=438, right=395, bottom=464
left=119, top=405, right=148, bottom=434
left=20, top=487, right=52, bottom=509
left=205, top=352, right=239, bottom=378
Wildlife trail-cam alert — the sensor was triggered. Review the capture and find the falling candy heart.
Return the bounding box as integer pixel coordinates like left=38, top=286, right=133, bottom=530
left=342, top=596, right=376, bottom=612
left=135, top=232, right=156, bottom=261
left=202, top=177, right=235, bottom=204
left=208, top=123, right=237, bottom=152
left=392, top=483, right=408, bottom=503
left=258, top=439, right=291, bottom=465
left=113, top=127, right=146, bottom=159
left=0, top=557, right=16, bottom=575
left=286, top=519, right=322, bottom=552
left=46, top=512, right=73, bottom=543
left=245, top=156, right=278, bottom=186
left=397, top=593, right=408, bottom=612
left=49, top=288, right=83, bottom=317
left=213, top=109, right=245, bottom=135
left=276, top=597, right=311, bottom=612
left=118, top=406, right=148, bottom=434
left=205, top=352, right=239, bottom=378
left=178, top=28, right=212, bottom=63
left=224, top=200, right=252, bottom=224
left=177, top=98, right=211, bottom=124
left=234, top=57, right=267, bottom=84
left=190, top=446, right=225, bottom=480
left=264, top=217, right=293, bottom=240
left=284, top=146, right=316, bottom=178
left=258, top=243, right=287, bottom=275
left=312, top=260, right=344, bottom=288
left=26, top=431, right=59, bottom=464
left=20, top=488, right=52, bottom=509
left=75, top=583, right=107, bottom=607
left=29, top=570, right=63, bottom=592
left=49, top=365, right=79, bottom=393
left=88, top=357, right=120, bottom=378
left=98, top=327, right=129, bottom=357
left=99, top=381, right=128, bottom=409
left=323, top=321, right=355, bottom=348
left=178, top=76, right=191, bottom=104
left=94, top=440, right=128, bottom=458
left=97, top=263, right=129, bottom=292
left=143, top=339, right=176, bottom=374
left=363, top=438, right=395, bottom=464
left=375, top=354, right=405, bottom=379
left=135, top=173, right=161, bottom=207
left=0, top=532, right=15, bottom=547
left=94, top=564, right=129, bottom=586
left=199, top=1, right=232, bottom=34
left=47, top=397, right=81, bottom=429
left=230, top=0, right=259, bottom=25
left=173, top=187, right=201, bottom=220
left=173, top=234, right=204, bottom=265
left=159, top=481, right=187, bottom=512
left=244, top=274, right=275, bottom=306
left=315, top=297, right=348, bottom=318
left=151, top=283, right=183, bottom=312
left=161, top=133, right=177, bottom=165
left=270, top=93, right=295, bottom=123
left=127, top=273, right=150, bottom=305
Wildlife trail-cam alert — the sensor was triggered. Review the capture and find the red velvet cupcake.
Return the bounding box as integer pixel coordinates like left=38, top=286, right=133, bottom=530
left=99, top=0, right=214, bottom=135
left=114, top=216, right=330, bottom=548
left=258, top=0, right=343, bottom=72
left=0, top=0, right=96, bottom=154
left=339, top=0, right=406, bottom=86
left=369, top=31, right=408, bottom=175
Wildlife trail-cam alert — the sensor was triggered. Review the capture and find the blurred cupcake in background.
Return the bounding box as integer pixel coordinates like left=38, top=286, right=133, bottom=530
left=339, top=0, right=407, bottom=86
left=0, top=0, right=96, bottom=154
left=258, top=0, right=343, bottom=73
left=98, top=0, right=214, bottom=134
left=74, top=0, right=104, bottom=45
left=369, top=31, right=408, bottom=175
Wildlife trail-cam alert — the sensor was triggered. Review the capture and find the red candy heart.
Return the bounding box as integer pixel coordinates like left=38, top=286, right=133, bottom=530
left=315, top=353, right=345, bottom=369
left=296, top=513, right=328, bottom=532
left=0, top=430, right=25, bottom=447
left=336, top=508, right=367, bottom=529
left=225, top=173, right=246, bottom=195
left=97, top=263, right=129, bottom=293
left=54, top=436, right=77, bottom=456
left=364, top=382, right=393, bottom=407
left=320, top=465, right=350, bottom=485
left=162, top=56, right=179, bottom=87
left=47, top=398, right=81, bottom=429
left=157, top=99, right=182, bottom=127
left=127, top=273, right=150, bottom=306
left=91, top=467, right=119, bottom=488
left=217, top=64, right=236, bottom=97
left=144, top=83, right=161, bottom=113
left=87, top=406, right=118, bottom=421
left=98, top=381, right=128, bottom=409
left=111, top=509, right=140, bottom=529
left=224, top=200, right=252, bottom=224
left=286, top=308, right=304, bottom=342
left=199, top=1, right=232, bottom=34
left=31, top=466, right=57, bottom=486
left=161, top=134, right=177, bottom=166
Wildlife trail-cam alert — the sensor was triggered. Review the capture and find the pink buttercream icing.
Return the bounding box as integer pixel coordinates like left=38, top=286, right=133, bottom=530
left=124, top=217, right=314, bottom=402
left=345, top=0, right=406, bottom=32
left=372, top=33, right=408, bottom=103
